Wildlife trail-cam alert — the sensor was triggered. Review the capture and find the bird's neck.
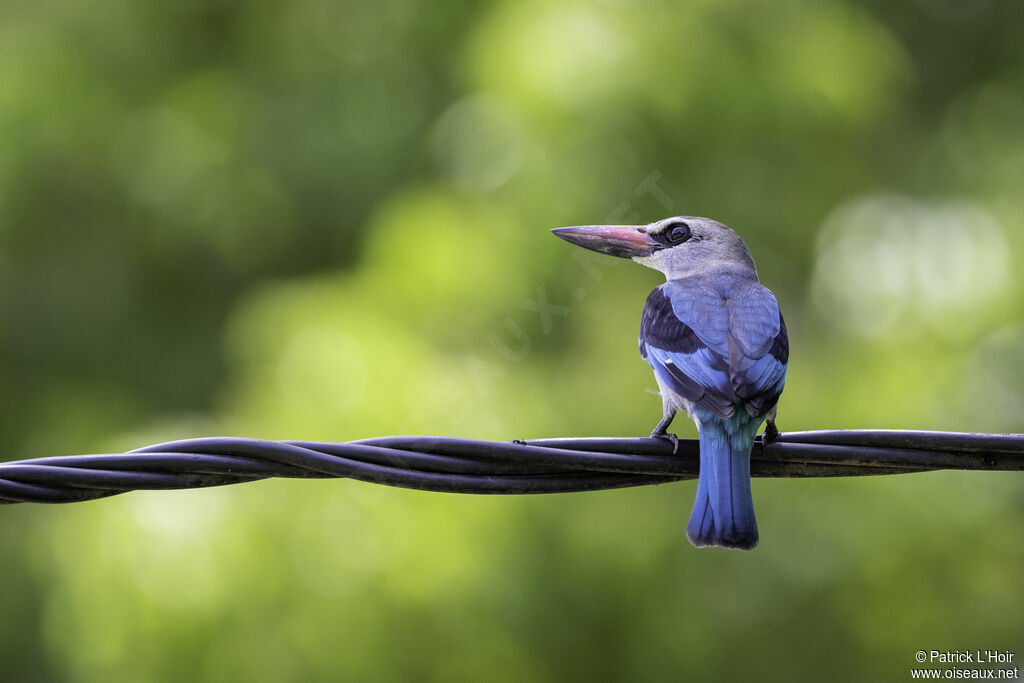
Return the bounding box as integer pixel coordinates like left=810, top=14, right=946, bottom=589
left=660, top=261, right=759, bottom=283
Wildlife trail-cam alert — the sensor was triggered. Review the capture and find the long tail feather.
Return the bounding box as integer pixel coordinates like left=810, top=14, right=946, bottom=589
left=686, top=418, right=759, bottom=550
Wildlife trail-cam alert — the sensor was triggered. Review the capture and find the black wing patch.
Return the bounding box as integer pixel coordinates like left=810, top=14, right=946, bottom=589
left=639, top=287, right=701, bottom=357
left=770, top=313, right=789, bottom=363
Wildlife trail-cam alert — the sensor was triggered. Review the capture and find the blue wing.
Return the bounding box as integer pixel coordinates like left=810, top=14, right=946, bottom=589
left=639, top=275, right=788, bottom=419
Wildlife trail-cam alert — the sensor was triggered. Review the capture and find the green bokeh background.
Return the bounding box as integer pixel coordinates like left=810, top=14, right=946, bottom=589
left=2, top=0, right=1022, bottom=680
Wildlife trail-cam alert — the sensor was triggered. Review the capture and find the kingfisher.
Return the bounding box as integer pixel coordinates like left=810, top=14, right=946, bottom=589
left=552, top=216, right=788, bottom=550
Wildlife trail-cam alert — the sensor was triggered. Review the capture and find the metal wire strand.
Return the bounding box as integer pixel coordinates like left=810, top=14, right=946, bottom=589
left=1, top=430, right=1021, bottom=504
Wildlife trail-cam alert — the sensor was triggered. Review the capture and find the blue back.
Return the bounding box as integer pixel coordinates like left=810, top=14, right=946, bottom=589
left=639, top=273, right=788, bottom=420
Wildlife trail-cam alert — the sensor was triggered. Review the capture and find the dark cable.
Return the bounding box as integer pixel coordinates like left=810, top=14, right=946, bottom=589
left=1, top=430, right=1021, bottom=504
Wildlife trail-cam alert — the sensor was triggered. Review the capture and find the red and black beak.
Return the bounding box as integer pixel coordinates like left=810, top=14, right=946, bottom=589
left=550, top=225, right=660, bottom=258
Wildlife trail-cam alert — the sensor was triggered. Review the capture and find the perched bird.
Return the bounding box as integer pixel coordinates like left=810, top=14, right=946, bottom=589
left=552, top=217, right=788, bottom=550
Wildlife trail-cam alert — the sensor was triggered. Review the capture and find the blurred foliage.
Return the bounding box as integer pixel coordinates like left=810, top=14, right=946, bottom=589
left=1, top=0, right=1023, bottom=680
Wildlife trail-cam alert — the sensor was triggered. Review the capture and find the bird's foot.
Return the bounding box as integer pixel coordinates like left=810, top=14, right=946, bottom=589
left=763, top=420, right=780, bottom=444
left=650, top=430, right=679, bottom=454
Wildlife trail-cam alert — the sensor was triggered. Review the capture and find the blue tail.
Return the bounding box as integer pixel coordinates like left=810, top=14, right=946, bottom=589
left=686, top=414, right=761, bottom=550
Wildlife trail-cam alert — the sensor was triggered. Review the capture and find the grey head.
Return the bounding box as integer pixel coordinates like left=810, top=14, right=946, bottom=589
left=551, top=215, right=758, bottom=281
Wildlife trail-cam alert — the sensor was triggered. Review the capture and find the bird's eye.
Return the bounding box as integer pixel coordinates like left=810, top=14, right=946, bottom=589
left=667, top=223, right=691, bottom=244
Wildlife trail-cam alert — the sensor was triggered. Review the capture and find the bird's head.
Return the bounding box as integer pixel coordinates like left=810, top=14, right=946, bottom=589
left=551, top=216, right=757, bottom=280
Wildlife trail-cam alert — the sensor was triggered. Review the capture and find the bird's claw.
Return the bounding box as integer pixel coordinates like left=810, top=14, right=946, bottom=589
left=763, top=420, right=780, bottom=444
left=650, top=431, right=679, bottom=454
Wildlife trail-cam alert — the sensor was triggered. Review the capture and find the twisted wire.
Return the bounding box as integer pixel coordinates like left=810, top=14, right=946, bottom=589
left=1, top=430, right=1021, bottom=504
